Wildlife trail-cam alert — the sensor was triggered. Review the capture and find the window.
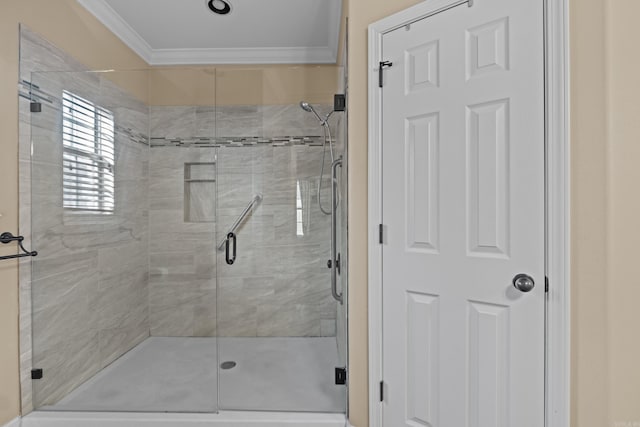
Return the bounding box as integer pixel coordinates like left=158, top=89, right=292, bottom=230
left=296, top=180, right=304, bottom=236
left=62, top=90, right=115, bottom=213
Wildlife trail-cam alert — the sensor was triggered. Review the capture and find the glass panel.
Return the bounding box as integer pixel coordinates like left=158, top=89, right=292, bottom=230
left=146, top=67, right=218, bottom=414
left=29, top=68, right=218, bottom=413
left=335, top=55, right=349, bottom=417
left=215, top=67, right=346, bottom=413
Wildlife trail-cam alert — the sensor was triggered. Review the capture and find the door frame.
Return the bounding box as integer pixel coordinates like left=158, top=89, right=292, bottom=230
left=366, top=0, right=570, bottom=426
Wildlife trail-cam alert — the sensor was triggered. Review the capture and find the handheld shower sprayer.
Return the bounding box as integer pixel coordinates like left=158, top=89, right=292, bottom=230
left=299, top=101, right=338, bottom=215
left=299, top=101, right=313, bottom=112
left=299, top=101, right=333, bottom=125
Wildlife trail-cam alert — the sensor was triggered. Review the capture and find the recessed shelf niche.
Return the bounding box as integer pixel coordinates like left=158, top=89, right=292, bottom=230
left=184, top=162, right=216, bottom=223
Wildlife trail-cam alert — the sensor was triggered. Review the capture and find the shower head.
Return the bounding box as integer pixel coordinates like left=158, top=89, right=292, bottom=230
left=299, top=101, right=325, bottom=123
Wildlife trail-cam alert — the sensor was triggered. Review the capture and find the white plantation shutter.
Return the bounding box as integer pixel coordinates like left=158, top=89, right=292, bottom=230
left=62, top=90, right=115, bottom=213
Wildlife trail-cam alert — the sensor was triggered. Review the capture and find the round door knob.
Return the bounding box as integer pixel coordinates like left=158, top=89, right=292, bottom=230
left=513, top=274, right=535, bottom=293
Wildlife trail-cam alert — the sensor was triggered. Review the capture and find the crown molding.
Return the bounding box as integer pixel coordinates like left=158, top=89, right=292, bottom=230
left=77, top=0, right=340, bottom=65
left=149, top=47, right=336, bottom=65
left=77, top=0, right=154, bottom=64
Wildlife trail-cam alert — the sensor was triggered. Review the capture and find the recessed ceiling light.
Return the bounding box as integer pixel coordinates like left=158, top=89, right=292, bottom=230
left=207, top=0, right=231, bottom=15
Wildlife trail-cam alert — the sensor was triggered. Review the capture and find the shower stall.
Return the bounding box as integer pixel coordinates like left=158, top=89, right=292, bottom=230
left=20, top=28, right=348, bottom=422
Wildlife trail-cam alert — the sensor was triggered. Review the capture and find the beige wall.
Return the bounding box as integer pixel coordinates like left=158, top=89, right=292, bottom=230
left=148, top=65, right=337, bottom=106
left=569, top=0, right=610, bottom=426
left=346, top=1, right=423, bottom=425
left=606, top=0, right=640, bottom=424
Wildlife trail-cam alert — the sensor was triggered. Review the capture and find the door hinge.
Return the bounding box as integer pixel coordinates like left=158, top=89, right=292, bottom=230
left=379, top=61, right=393, bottom=88
left=379, top=224, right=384, bottom=244
left=335, top=367, right=347, bottom=385
left=31, top=369, right=43, bottom=380
left=545, top=276, right=549, bottom=293
left=30, top=102, right=42, bottom=113
left=380, top=381, right=384, bottom=402
left=334, top=93, right=346, bottom=112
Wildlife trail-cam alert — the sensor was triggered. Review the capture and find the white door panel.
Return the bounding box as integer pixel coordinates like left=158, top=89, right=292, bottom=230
left=381, top=0, right=544, bottom=426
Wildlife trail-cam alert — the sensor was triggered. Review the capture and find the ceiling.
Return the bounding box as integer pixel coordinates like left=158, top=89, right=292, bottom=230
left=77, top=0, right=343, bottom=65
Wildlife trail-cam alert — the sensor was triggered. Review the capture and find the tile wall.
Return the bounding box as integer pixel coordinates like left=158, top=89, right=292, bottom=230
left=215, top=144, right=335, bottom=337
left=19, top=29, right=149, bottom=408
left=148, top=105, right=339, bottom=337
left=19, top=28, right=345, bottom=411
left=148, top=146, right=217, bottom=337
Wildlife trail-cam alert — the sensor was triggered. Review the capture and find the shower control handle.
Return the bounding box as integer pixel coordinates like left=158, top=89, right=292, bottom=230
left=225, top=232, right=236, bottom=265
left=327, top=254, right=341, bottom=274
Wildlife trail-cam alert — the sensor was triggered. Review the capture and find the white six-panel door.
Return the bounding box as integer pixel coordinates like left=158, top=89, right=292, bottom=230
left=380, top=0, right=545, bottom=426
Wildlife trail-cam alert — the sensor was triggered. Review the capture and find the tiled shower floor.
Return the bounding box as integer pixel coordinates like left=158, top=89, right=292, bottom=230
left=43, top=337, right=345, bottom=414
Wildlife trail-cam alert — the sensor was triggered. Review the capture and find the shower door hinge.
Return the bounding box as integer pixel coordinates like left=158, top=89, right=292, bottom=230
left=379, top=61, right=393, bottom=88
left=30, top=102, right=42, bottom=113
left=380, top=381, right=384, bottom=402
left=335, top=367, right=347, bottom=385
left=31, top=369, right=43, bottom=380
left=379, top=224, right=384, bottom=244
left=334, top=94, right=346, bottom=112
left=545, top=276, right=549, bottom=293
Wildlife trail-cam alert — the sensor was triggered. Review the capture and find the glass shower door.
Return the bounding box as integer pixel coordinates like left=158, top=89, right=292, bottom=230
left=214, top=67, right=346, bottom=413
left=28, top=68, right=219, bottom=413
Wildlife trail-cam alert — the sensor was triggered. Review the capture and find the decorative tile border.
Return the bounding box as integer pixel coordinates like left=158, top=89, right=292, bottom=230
left=149, top=136, right=330, bottom=148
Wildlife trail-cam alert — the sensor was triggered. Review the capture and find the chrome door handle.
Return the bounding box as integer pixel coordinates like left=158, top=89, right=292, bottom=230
left=513, top=274, right=535, bottom=292
left=330, top=157, right=343, bottom=304
left=225, top=232, right=236, bottom=265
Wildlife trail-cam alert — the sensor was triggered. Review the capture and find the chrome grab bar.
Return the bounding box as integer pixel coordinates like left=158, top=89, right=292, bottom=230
left=217, top=193, right=263, bottom=250
left=330, top=157, right=343, bottom=304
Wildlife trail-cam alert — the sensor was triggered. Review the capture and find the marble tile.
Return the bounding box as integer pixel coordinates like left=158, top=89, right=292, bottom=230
left=256, top=304, right=321, bottom=337
left=101, top=80, right=149, bottom=136
left=193, top=292, right=217, bottom=337
left=217, top=302, right=259, bottom=337
left=19, top=273, right=33, bottom=414
left=150, top=106, right=197, bottom=138
left=96, top=273, right=148, bottom=331
left=150, top=252, right=195, bottom=275
left=21, top=29, right=344, bottom=411
left=149, top=303, right=196, bottom=337
left=20, top=26, right=89, bottom=80
left=147, top=145, right=219, bottom=337
left=32, top=270, right=98, bottom=356
left=195, top=106, right=216, bottom=137
left=321, top=319, right=337, bottom=337
left=33, top=329, right=101, bottom=406
left=261, top=104, right=329, bottom=137
left=21, top=28, right=151, bottom=409
left=114, top=140, right=149, bottom=181
left=149, top=195, right=184, bottom=211
left=30, top=250, right=99, bottom=282
left=186, top=181, right=216, bottom=222
left=216, top=105, right=263, bottom=137
left=149, top=231, right=216, bottom=255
